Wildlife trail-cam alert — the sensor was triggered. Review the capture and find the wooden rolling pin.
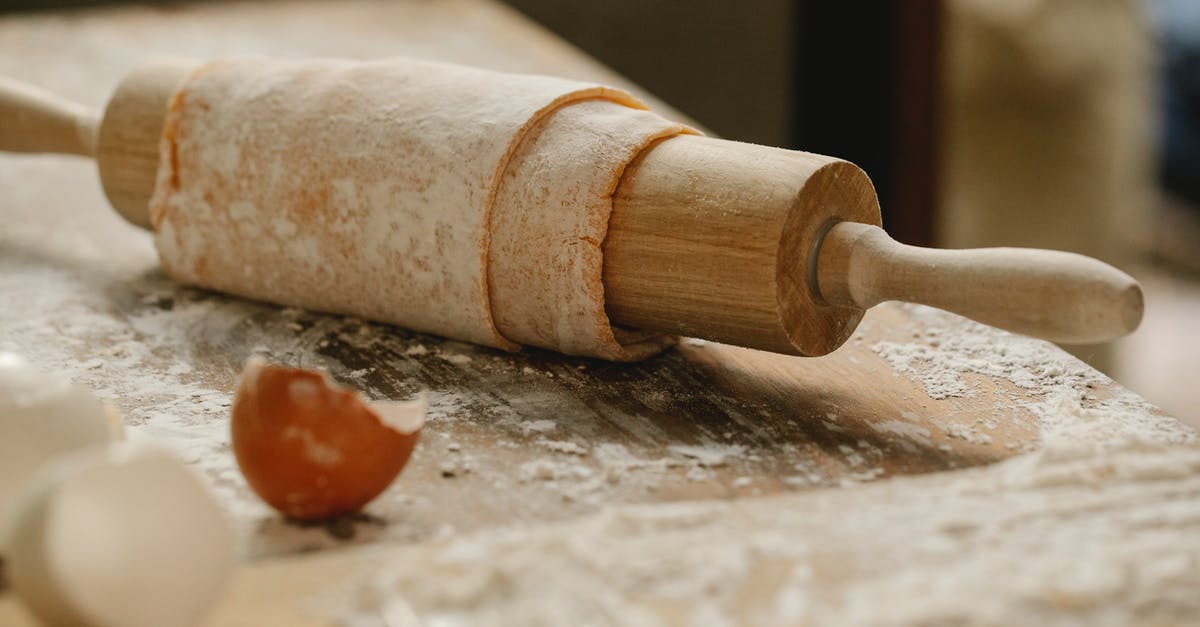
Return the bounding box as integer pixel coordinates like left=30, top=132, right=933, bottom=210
left=0, top=62, right=1142, bottom=358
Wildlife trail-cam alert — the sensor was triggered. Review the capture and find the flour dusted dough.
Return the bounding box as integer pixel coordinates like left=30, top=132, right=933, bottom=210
left=150, top=58, right=654, bottom=353
left=489, top=100, right=695, bottom=360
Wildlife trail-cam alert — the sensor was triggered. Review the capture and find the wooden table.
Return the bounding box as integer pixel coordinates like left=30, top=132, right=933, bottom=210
left=1, top=1, right=1196, bottom=625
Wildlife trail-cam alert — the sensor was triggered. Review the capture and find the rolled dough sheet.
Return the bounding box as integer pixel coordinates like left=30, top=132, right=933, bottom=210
left=150, top=57, right=644, bottom=351
left=489, top=99, right=695, bottom=360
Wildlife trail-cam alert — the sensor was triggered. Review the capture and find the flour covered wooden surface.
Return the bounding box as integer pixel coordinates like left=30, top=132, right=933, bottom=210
left=0, top=1, right=1195, bottom=625
left=268, top=440, right=1200, bottom=626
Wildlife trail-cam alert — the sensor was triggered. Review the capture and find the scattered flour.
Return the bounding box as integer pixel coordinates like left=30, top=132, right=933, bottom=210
left=439, top=457, right=474, bottom=478
left=519, top=459, right=593, bottom=483
left=329, top=307, right=1199, bottom=626
left=440, top=353, right=473, bottom=366
left=403, top=345, right=429, bottom=357
left=871, top=305, right=1194, bottom=452
left=0, top=238, right=457, bottom=556
left=519, top=419, right=557, bottom=435
left=346, top=439, right=1200, bottom=626
left=667, top=443, right=746, bottom=467
left=869, top=419, right=934, bottom=444
left=537, top=439, right=588, bottom=455
left=871, top=305, right=1101, bottom=400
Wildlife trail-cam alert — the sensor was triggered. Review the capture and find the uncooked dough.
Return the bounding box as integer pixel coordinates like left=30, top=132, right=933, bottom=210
left=489, top=99, right=695, bottom=360
left=150, top=57, right=690, bottom=358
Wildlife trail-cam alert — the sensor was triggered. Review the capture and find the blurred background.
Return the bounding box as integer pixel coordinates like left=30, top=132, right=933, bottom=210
left=3, top=0, right=1198, bottom=423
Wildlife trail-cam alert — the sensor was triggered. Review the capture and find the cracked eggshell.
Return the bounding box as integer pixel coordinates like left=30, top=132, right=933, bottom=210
left=0, top=353, right=123, bottom=543
left=5, top=441, right=234, bottom=627
left=232, top=358, right=425, bottom=521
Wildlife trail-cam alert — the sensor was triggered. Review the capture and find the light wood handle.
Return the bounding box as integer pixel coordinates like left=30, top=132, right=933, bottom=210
left=0, top=77, right=98, bottom=157
left=814, top=221, right=1143, bottom=344
left=1, top=62, right=198, bottom=230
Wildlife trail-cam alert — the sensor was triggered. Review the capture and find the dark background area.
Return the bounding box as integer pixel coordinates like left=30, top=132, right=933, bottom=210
left=503, top=0, right=944, bottom=246
left=0, top=0, right=112, bottom=8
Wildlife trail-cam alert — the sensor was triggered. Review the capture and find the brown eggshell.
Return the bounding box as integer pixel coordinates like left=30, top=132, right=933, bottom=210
left=231, top=358, right=424, bottom=520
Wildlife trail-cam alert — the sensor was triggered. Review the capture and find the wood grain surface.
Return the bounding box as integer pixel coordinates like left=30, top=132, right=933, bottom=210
left=0, top=1, right=1186, bottom=625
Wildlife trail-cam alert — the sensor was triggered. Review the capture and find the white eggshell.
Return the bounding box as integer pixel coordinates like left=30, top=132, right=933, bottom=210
left=5, top=441, right=235, bottom=627
left=0, top=353, right=124, bottom=534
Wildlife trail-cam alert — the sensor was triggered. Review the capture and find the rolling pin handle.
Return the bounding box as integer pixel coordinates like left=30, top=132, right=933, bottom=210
left=0, top=76, right=99, bottom=157
left=814, top=221, right=1144, bottom=344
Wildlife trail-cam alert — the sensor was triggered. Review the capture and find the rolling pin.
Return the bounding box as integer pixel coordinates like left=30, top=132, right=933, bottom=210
left=0, top=60, right=1142, bottom=360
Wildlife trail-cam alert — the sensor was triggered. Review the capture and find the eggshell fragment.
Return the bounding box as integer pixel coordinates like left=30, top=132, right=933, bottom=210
left=5, top=441, right=235, bottom=627
left=0, top=353, right=124, bottom=540
left=231, top=358, right=425, bottom=520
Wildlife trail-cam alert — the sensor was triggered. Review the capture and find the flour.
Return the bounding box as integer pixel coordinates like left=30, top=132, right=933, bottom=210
left=349, top=438, right=1200, bottom=626
left=519, top=419, right=557, bottom=435
left=871, top=305, right=1194, bottom=452
left=872, top=304, right=1100, bottom=400
left=591, top=442, right=739, bottom=484
left=0, top=227, right=457, bottom=556
left=327, top=306, right=1200, bottom=626
left=537, top=439, right=588, bottom=455
left=666, top=443, right=745, bottom=467
left=869, top=419, right=934, bottom=444
left=499, top=438, right=758, bottom=505
left=439, top=457, right=474, bottom=479
left=439, top=353, right=474, bottom=366
left=518, top=459, right=593, bottom=483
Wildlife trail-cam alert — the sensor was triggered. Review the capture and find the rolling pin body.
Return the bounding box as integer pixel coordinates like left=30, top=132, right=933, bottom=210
left=606, top=136, right=878, bottom=356
left=608, top=138, right=1142, bottom=351
left=0, top=63, right=1143, bottom=358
